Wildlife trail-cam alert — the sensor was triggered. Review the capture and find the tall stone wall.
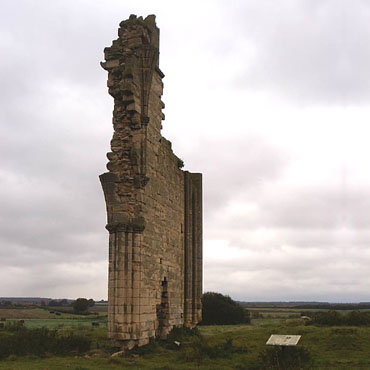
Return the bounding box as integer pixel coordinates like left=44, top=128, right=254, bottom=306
left=99, top=15, right=202, bottom=349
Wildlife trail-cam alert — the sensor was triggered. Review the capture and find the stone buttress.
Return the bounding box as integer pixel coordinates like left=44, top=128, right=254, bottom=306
left=99, top=15, right=202, bottom=349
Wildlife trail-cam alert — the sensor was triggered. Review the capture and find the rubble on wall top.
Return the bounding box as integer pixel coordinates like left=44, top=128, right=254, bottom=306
left=119, top=14, right=157, bottom=31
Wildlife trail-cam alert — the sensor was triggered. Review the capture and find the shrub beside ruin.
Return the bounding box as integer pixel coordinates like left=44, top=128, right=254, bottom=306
left=201, top=292, right=250, bottom=325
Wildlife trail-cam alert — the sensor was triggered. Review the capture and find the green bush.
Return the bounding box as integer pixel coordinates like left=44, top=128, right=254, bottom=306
left=258, top=346, right=314, bottom=369
left=0, top=327, right=91, bottom=359
left=312, top=310, right=343, bottom=326
left=304, top=310, right=370, bottom=326
left=179, top=336, right=247, bottom=363
left=4, top=321, right=24, bottom=332
left=167, top=326, right=201, bottom=342
left=201, top=292, right=250, bottom=325
left=344, top=310, right=370, bottom=326
left=131, top=325, right=247, bottom=364
left=251, top=311, right=264, bottom=319
left=72, top=298, right=89, bottom=314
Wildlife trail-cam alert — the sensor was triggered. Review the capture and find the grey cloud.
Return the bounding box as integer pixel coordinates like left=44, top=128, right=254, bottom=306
left=205, top=243, right=370, bottom=301
left=203, top=177, right=370, bottom=301
left=206, top=184, right=370, bottom=236
left=0, top=164, right=106, bottom=248
left=227, top=0, right=370, bottom=105
left=190, top=135, right=290, bottom=219
left=0, top=262, right=107, bottom=298
left=0, top=0, right=130, bottom=298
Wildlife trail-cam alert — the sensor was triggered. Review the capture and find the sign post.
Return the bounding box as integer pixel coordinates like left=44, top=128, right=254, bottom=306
left=266, top=334, right=302, bottom=367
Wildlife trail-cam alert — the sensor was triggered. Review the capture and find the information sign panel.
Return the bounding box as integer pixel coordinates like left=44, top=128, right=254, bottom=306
left=266, top=334, right=301, bottom=346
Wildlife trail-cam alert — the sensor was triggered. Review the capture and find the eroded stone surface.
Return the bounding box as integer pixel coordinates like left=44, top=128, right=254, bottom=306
left=100, top=15, right=202, bottom=349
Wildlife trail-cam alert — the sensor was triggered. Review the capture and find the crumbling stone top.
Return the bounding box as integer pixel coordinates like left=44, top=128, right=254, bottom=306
left=102, top=14, right=159, bottom=71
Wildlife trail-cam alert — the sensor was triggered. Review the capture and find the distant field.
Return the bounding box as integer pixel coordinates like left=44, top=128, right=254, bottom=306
left=0, top=308, right=52, bottom=319
left=0, top=307, right=107, bottom=319
left=6, top=318, right=107, bottom=329
left=0, top=307, right=107, bottom=329
left=1, top=306, right=370, bottom=369
left=248, top=306, right=370, bottom=319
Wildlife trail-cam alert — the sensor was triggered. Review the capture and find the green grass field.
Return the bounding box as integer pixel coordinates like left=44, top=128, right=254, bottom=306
left=1, top=307, right=370, bottom=369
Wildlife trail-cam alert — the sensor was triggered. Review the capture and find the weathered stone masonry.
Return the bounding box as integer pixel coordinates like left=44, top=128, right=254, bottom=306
left=99, top=15, right=202, bottom=348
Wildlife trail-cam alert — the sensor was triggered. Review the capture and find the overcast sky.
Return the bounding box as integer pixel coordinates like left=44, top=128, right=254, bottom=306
left=1, top=0, right=370, bottom=302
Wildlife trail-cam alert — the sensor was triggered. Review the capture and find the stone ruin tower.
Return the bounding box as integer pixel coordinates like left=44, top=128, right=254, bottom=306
left=99, top=15, right=202, bottom=349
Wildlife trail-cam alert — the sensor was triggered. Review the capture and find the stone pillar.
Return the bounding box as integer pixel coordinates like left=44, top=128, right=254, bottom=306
left=184, top=172, right=203, bottom=326
left=192, top=173, right=203, bottom=324
left=99, top=14, right=162, bottom=349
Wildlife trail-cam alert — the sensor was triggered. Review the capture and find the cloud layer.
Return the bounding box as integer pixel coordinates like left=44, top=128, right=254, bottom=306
left=1, top=0, right=370, bottom=301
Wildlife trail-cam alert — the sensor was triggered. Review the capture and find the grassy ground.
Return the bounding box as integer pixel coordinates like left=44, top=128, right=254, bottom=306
left=1, top=308, right=370, bottom=369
